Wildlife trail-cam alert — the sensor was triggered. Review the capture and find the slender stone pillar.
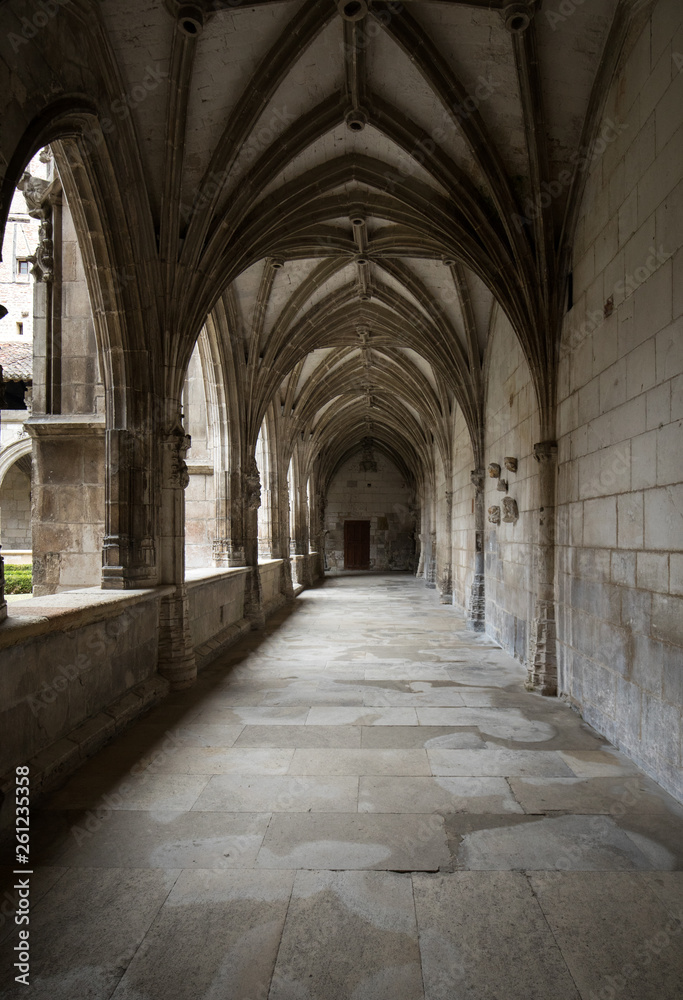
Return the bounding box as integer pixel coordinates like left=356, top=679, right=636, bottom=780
left=101, top=422, right=158, bottom=589
left=243, top=456, right=265, bottom=629
left=467, top=470, right=486, bottom=631
left=440, top=490, right=454, bottom=604
left=157, top=420, right=196, bottom=689
left=525, top=441, right=558, bottom=696
left=314, top=488, right=327, bottom=577
left=212, top=469, right=246, bottom=567
left=272, top=459, right=294, bottom=602
left=426, top=530, right=437, bottom=589
left=293, top=483, right=313, bottom=587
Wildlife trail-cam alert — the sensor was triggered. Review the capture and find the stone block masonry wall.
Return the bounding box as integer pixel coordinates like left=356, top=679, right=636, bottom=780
left=556, top=0, right=683, bottom=800
left=450, top=406, right=476, bottom=613
left=58, top=198, right=104, bottom=416
left=0, top=588, right=172, bottom=825
left=483, top=307, right=541, bottom=662
left=325, top=451, right=415, bottom=572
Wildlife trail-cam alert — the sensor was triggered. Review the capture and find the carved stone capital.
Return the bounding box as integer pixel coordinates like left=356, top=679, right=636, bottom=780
left=166, top=422, right=191, bottom=489
left=243, top=457, right=261, bottom=510
left=533, top=441, right=558, bottom=464
left=470, top=470, right=485, bottom=493
left=29, top=215, right=54, bottom=283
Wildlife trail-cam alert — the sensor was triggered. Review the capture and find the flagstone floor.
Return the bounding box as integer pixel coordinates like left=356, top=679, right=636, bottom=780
left=1, top=573, right=682, bottom=999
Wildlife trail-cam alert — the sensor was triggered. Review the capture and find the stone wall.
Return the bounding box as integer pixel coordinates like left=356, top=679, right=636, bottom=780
left=1, top=559, right=314, bottom=823
left=556, top=0, right=683, bottom=800
left=325, top=450, right=415, bottom=571
left=0, top=588, right=171, bottom=822
left=0, top=459, right=31, bottom=548
left=483, top=306, right=540, bottom=661
left=28, top=416, right=106, bottom=595
left=451, top=406, right=476, bottom=613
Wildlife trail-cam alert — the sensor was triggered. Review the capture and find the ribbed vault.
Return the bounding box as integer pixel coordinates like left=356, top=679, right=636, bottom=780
left=0, top=0, right=652, bottom=592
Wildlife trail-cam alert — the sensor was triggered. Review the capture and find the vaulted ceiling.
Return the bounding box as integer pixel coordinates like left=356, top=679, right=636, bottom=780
left=0, top=0, right=646, bottom=484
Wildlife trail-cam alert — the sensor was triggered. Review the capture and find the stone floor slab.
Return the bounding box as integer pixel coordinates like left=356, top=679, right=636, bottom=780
left=45, top=773, right=211, bottom=811
left=192, top=774, right=359, bottom=812
left=289, top=748, right=431, bottom=775
left=452, top=814, right=662, bottom=870
left=255, top=813, right=449, bottom=870
left=509, top=775, right=683, bottom=816
left=234, top=724, right=362, bottom=747
left=428, top=748, right=574, bottom=777
left=109, top=869, right=294, bottom=1000
left=190, top=706, right=310, bottom=725
left=413, top=871, right=581, bottom=1000
left=0, top=867, right=180, bottom=999
left=360, top=727, right=486, bottom=750
left=529, top=872, right=683, bottom=999
left=147, top=746, right=295, bottom=775
left=269, top=870, right=423, bottom=1000
left=306, top=706, right=420, bottom=726
left=41, top=810, right=271, bottom=869
left=559, top=749, right=642, bottom=777
left=359, top=776, right=523, bottom=814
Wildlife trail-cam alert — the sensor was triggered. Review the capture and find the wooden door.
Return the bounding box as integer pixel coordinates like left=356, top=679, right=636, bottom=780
left=344, top=520, right=370, bottom=570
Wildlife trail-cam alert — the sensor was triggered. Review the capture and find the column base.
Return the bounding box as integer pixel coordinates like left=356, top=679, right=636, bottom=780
left=280, top=558, right=295, bottom=601
left=212, top=539, right=245, bottom=568
left=525, top=601, right=558, bottom=696
left=244, top=566, right=265, bottom=629
left=466, top=574, right=486, bottom=631
left=158, top=586, right=197, bottom=689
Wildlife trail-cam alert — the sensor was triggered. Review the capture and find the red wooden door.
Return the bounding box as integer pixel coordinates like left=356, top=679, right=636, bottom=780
left=344, top=520, right=371, bottom=570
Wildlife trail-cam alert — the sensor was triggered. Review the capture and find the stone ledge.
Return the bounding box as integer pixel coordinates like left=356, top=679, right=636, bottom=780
left=0, top=586, right=174, bottom=650
left=184, top=566, right=250, bottom=589
left=0, top=673, right=169, bottom=829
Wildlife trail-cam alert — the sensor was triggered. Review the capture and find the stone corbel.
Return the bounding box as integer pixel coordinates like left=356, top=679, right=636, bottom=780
left=502, top=497, right=519, bottom=523
left=533, top=440, right=558, bottom=464
left=166, top=422, right=191, bottom=489
left=243, top=457, right=261, bottom=510
left=470, top=470, right=485, bottom=493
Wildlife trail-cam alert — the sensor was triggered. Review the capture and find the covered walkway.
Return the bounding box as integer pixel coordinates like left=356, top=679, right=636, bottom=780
left=1, top=574, right=682, bottom=999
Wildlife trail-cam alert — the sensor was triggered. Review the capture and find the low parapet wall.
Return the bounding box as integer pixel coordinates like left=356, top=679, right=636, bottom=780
left=0, top=587, right=172, bottom=822
left=0, top=558, right=314, bottom=825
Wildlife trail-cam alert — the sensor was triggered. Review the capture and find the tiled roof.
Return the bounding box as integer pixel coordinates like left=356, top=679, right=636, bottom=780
left=0, top=342, right=32, bottom=381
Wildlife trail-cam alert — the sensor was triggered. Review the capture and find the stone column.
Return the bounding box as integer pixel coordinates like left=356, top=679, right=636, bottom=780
left=212, top=468, right=246, bottom=567
left=440, top=490, right=454, bottom=604
left=27, top=415, right=106, bottom=595
left=243, top=456, right=265, bottom=629
left=467, top=469, right=486, bottom=631
left=266, top=452, right=294, bottom=602
left=293, top=482, right=312, bottom=587
left=426, top=530, right=437, bottom=589
left=102, top=421, right=158, bottom=589
left=157, top=420, right=196, bottom=690
left=525, top=440, right=558, bottom=696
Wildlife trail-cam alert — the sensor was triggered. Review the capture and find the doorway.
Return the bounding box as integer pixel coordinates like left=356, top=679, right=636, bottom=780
left=344, top=520, right=370, bottom=570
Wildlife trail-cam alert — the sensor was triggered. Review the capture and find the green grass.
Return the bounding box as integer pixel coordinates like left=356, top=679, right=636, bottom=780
left=4, top=564, right=32, bottom=595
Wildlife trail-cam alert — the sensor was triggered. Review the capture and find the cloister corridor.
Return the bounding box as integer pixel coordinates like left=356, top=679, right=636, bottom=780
left=1, top=573, right=682, bottom=1000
